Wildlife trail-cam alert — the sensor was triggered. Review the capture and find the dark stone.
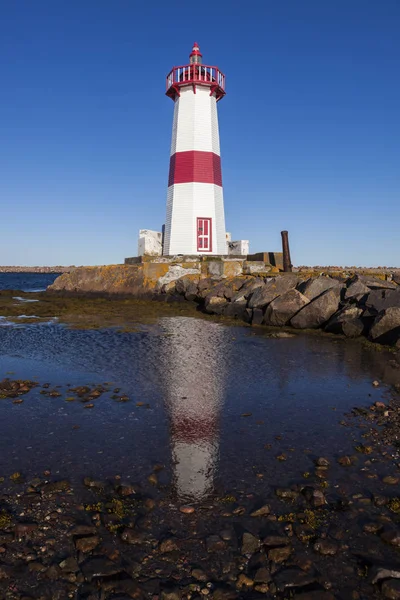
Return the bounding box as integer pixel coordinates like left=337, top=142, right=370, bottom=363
left=297, top=276, right=341, bottom=301
left=381, top=528, right=400, bottom=547
left=313, top=539, right=338, bottom=555
left=268, top=545, right=292, bottom=563
left=206, top=534, right=226, bottom=553
left=291, top=285, right=343, bottom=329
left=231, top=278, right=264, bottom=302
left=204, top=295, right=228, bottom=315
left=159, top=538, right=179, bottom=553
left=293, top=592, right=335, bottom=600
left=358, top=275, right=398, bottom=290
left=370, top=308, right=400, bottom=345
left=364, top=288, right=400, bottom=315
left=263, top=289, right=310, bottom=326
left=274, top=567, right=317, bottom=591
left=345, top=277, right=370, bottom=301
left=81, top=557, right=125, bottom=580
left=251, top=308, right=264, bottom=325
left=250, top=504, right=271, bottom=517
left=382, top=579, right=400, bottom=599
left=224, top=301, right=247, bottom=319
left=75, top=535, right=100, bottom=553
left=324, top=305, right=365, bottom=337
left=248, top=275, right=300, bottom=309
left=185, top=282, right=199, bottom=301
left=241, top=532, right=260, bottom=555
left=41, top=480, right=71, bottom=495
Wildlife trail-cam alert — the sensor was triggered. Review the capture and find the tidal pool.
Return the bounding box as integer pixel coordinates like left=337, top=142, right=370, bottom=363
left=0, top=316, right=398, bottom=503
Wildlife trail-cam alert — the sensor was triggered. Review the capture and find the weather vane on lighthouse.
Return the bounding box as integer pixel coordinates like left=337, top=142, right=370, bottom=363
left=135, top=43, right=248, bottom=258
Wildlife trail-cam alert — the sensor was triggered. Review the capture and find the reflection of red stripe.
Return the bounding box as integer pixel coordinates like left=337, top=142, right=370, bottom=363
left=171, top=418, right=218, bottom=442
left=168, top=151, right=222, bottom=186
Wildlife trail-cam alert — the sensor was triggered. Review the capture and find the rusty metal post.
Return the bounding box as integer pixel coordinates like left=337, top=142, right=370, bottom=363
left=281, top=230, right=293, bottom=273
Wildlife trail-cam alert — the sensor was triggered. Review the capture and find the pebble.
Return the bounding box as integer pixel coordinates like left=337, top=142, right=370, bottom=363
left=383, top=475, right=399, bottom=485
left=313, top=539, right=339, bottom=556
left=382, top=579, right=400, bottom=599
left=179, top=505, right=195, bottom=514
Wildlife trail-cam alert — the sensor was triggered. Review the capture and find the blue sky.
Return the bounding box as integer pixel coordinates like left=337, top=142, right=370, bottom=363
left=1, top=0, right=399, bottom=267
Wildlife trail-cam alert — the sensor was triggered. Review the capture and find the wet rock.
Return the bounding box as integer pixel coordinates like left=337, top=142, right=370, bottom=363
left=41, top=480, right=71, bottom=495
left=295, top=523, right=315, bottom=543
left=236, top=573, right=254, bottom=588
left=241, top=532, right=260, bottom=555
left=206, top=534, right=226, bottom=553
left=250, top=504, right=271, bottom=517
left=192, top=568, right=208, bottom=582
left=248, top=275, right=300, bottom=309
left=159, top=538, right=179, bottom=553
left=316, top=457, right=330, bottom=467
left=14, top=523, right=38, bottom=538
left=70, top=524, right=97, bottom=536
left=371, top=566, right=400, bottom=584
left=383, top=476, right=399, bottom=485
left=313, top=539, right=338, bottom=555
left=83, top=477, right=105, bottom=490
left=382, top=579, right=400, bottom=599
left=121, top=528, right=145, bottom=545
left=263, top=534, right=290, bottom=547
left=59, top=557, right=79, bottom=572
left=303, top=487, right=327, bottom=507
left=254, top=567, right=271, bottom=583
left=0, top=564, right=13, bottom=579
left=251, top=308, right=264, bottom=325
left=275, top=488, right=299, bottom=501
left=75, top=535, right=100, bottom=553
left=81, top=557, right=125, bottom=580
left=291, top=286, right=343, bottom=329
left=324, top=305, right=365, bottom=337
left=274, top=567, right=317, bottom=591
left=338, top=455, right=352, bottom=466
left=160, top=587, right=181, bottom=600
left=268, top=545, right=292, bottom=563
left=370, top=307, right=400, bottom=345
left=116, top=483, right=137, bottom=496
left=381, top=529, right=400, bottom=547
left=220, top=529, right=235, bottom=541
left=297, top=276, right=341, bottom=301
left=179, top=505, right=195, bottom=514
left=293, top=592, right=335, bottom=600
left=263, top=289, right=310, bottom=326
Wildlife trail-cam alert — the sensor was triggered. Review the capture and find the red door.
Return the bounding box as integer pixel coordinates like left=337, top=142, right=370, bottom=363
left=197, top=217, right=212, bottom=252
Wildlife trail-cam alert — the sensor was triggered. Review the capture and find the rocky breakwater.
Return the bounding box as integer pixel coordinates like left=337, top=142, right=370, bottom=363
left=167, top=273, right=400, bottom=348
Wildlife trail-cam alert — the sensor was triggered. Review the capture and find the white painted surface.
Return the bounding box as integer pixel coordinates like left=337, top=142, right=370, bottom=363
left=170, top=86, right=220, bottom=155
left=138, top=229, right=163, bottom=256
left=228, top=240, right=249, bottom=256
left=164, top=183, right=226, bottom=255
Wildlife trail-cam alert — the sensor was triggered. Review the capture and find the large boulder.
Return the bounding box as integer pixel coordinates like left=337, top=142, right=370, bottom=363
left=297, top=276, right=341, bottom=301
left=263, top=289, right=310, bottom=327
left=204, top=295, right=228, bottom=315
left=231, top=278, right=265, bottom=303
left=324, top=306, right=365, bottom=338
left=369, top=307, right=400, bottom=345
left=363, top=288, right=400, bottom=315
left=357, top=275, right=398, bottom=290
left=344, top=277, right=370, bottom=302
left=290, top=285, right=344, bottom=329
left=248, top=275, right=300, bottom=309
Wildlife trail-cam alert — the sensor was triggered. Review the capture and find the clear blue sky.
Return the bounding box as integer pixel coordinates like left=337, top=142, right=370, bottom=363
left=1, top=0, right=399, bottom=267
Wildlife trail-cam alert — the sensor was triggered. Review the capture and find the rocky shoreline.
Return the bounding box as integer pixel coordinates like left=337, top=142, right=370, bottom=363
left=0, top=267, right=72, bottom=274
left=0, top=376, right=400, bottom=599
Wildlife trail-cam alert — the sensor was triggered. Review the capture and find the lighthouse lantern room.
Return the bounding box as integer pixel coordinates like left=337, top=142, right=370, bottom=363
left=163, top=43, right=227, bottom=256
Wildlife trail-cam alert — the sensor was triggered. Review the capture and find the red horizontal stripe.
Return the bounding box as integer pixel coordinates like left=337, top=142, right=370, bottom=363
left=168, top=151, right=222, bottom=186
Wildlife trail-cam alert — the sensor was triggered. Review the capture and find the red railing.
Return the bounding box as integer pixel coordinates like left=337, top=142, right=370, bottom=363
left=166, top=64, right=225, bottom=101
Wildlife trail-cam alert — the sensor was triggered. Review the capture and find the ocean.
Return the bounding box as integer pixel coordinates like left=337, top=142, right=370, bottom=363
left=0, top=272, right=60, bottom=292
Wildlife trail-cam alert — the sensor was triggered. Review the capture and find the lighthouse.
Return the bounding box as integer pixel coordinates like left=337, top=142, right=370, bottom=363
left=163, top=43, right=227, bottom=256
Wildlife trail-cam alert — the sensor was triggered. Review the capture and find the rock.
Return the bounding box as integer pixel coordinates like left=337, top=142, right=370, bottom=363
left=381, top=529, right=400, bottom=547
left=75, top=535, right=99, bottom=553
left=263, top=289, right=310, bottom=326
left=192, top=568, right=208, bottom=582
left=370, top=307, right=400, bottom=345
left=338, top=455, right=352, bottom=466
left=41, top=480, right=71, bottom=495
left=303, top=487, right=327, bottom=507
left=248, top=275, right=300, bottom=309
left=275, top=488, right=299, bottom=501
left=204, top=295, right=228, bottom=315
left=160, top=587, right=181, bottom=600
left=206, top=534, right=226, bottom=553
left=236, top=573, right=254, bottom=588
left=224, top=301, right=247, bottom=319
left=250, top=504, right=271, bottom=517
left=81, top=557, right=125, bottom=580
left=291, top=286, right=343, bottom=329
left=179, top=505, right=195, bottom=514
left=159, top=538, right=179, bottom=553
left=241, top=532, right=260, bottom=555
left=383, top=476, right=399, bottom=485
left=297, top=276, right=341, bottom=301
left=313, top=539, right=338, bottom=555
left=59, top=557, right=79, bottom=572
left=293, top=592, right=335, bottom=600
left=371, top=566, right=400, bottom=584
left=254, top=567, right=271, bottom=583
left=231, top=278, right=264, bottom=303
left=382, top=579, right=400, bottom=599
left=121, top=528, right=144, bottom=545
left=324, top=305, right=365, bottom=337
left=268, top=545, right=292, bottom=563
left=345, top=277, right=370, bottom=301
left=273, top=567, right=317, bottom=591
left=364, top=289, right=400, bottom=315
left=263, top=534, right=290, bottom=547
left=251, top=308, right=264, bottom=325
left=185, top=281, right=199, bottom=301
left=359, top=275, right=399, bottom=290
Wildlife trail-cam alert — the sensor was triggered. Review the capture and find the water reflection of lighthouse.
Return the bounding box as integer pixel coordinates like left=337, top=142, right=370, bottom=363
left=159, top=317, right=229, bottom=501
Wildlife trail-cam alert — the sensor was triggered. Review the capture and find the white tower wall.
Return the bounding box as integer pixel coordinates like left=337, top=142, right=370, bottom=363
left=163, top=85, right=227, bottom=256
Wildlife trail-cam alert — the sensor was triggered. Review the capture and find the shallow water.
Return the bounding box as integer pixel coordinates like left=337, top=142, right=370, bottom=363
left=0, top=316, right=398, bottom=503
left=0, top=272, right=60, bottom=292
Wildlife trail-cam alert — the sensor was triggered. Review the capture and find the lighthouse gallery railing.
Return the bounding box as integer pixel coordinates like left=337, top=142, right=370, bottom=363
left=166, top=65, right=225, bottom=94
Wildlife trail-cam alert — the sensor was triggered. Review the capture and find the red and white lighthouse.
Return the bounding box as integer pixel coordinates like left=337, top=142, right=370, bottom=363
left=163, top=43, right=227, bottom=256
